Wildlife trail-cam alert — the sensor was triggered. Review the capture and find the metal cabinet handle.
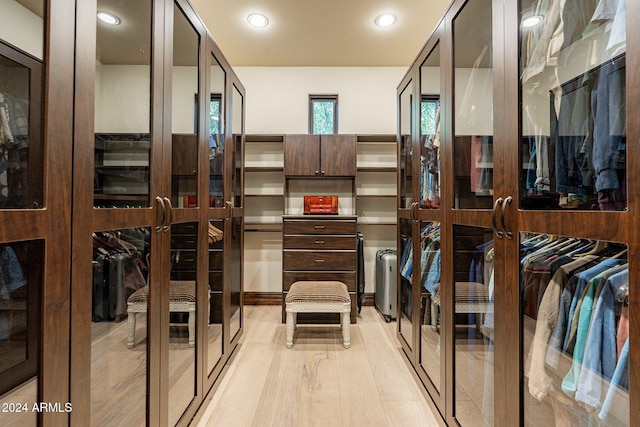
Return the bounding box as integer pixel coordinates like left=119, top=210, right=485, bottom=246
left=314, top=259, right=325, bottom=263
left=410, top=201, right=419, bottom=222
left=314, top=225, right=325, bottom=229
left=163, top=197, right=172, bottom=232
left=492, top=197, right=504, bottom=239
left=225, top=200, right=233, bottom=219
left=315, top=170, right=319, bottom=175
left=315, top=240, right=325, bottom=245
left=501, top=196, right=513, bottom=239
left=321, top=170, right=325, bottom=175
left=155, top=196, right=165, bottom=232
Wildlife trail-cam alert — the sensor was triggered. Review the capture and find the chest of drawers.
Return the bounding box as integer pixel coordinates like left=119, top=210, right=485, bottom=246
left=282, top=215, right=358, bottom=323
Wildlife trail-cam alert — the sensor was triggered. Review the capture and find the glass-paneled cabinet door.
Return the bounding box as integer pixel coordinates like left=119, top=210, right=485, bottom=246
left=229, top=84, right=244, bottom=342
left=451, top=1, right=496, bottom=426
left=398, top=78, right=415, bottom=350
left=168, top=2, right=201, bottom=425
left=519, top=0, right=626, bottom=211
left=0, top=2, right=45, bottom=422
left=420, top=43, right=441, bottom=211
left=453, top=0, right=494, bottom=211
left=94, top=1, right=152, bottom=209
left=171, top=2, right=200, bottom=210
left=207, top=53, right=225, bottom=375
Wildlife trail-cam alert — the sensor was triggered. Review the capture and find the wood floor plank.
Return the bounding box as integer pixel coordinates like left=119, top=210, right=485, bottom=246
left=357, top=308, right=425, bottom=401
left=382, top=400, right=442, bottom=427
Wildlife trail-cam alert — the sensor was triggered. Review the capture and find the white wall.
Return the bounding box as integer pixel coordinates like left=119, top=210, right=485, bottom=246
left=95, top=64, right=151, bottom=133
left=234, top=67, right=406, bottom=135
left=0, top=0, right=43, bottom=60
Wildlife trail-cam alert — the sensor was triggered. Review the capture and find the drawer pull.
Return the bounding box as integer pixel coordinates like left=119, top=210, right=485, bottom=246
left=314, top=225, right=325, bottom=229
left=314, top=240, right=326, bottom=245
left=314, top=259, right=325, bottom=264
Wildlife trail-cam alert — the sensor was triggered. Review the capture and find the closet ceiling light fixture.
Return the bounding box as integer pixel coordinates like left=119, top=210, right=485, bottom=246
left=247, top=13, right=269, bottom=28
left=522, top=15, right=543, bottom=28
left=375, top=13, right=396, bottom=28
left=97, top=11, right=120, bottom=26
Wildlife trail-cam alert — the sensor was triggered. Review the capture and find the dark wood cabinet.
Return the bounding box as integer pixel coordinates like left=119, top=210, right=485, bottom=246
left=171, top=134, right=198, bottom=176
left=284, top=134, right=356, bottom=177
left=398, top=1, right=640, bottom=426
left=282, top=216, right=358, bottom=323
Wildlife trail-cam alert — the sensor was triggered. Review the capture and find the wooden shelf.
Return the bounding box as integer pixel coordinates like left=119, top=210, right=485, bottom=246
left=245, top=166, right=284, bottom=172
left=357, top=166, right=396, bottom=172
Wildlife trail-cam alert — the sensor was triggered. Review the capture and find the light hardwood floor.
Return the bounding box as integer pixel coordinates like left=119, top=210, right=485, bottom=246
left=194, top=305, right=443, bottom=427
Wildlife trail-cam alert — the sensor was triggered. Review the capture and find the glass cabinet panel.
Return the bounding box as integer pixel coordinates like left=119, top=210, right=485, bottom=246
left=0, top=44, right=43, bottom=210
left=168, top=222, right=198, bottom=425
left=209, top=54, right=225, bottom=209
left=452, top=225, right=495, bottom=426
left=171, top=3, right=200, bottom=208
left=399, top=80, right=414, bottom=209
left=453, top=0, right=494, bottom=210
left=399, top=218, right=414, bottom=349
left=519, top=0, right=626, bottom=211
left=229, top=85, right=243, bottom=341
left=521, top=232, right=629, bottom=426
left=420, top=43, right=441, bottom=210
left=229, top=217, right=242, bottom=341
left=94, top=0, right=152, bottom=208
left=91, top=227, right=151, bottom=426
left=231, top=85, right=243, bottom=209
left=207, top=220, right=224, bottom=374
left=0, top=240, right=42, bottom=426
left=419, top=221, right=441, bottom=391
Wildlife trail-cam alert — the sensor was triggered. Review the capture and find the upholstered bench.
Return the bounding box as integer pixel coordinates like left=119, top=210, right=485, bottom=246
left=127, top=280, right=197, bottom=348
left=285, top=281, right=351, bottom=349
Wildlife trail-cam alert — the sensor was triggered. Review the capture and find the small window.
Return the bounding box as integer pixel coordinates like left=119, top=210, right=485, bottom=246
left=309, top=95, right=338, bottom=134
left=209, top=94, right=222, bottom=135
left=421, top=96, right=439, bottom=135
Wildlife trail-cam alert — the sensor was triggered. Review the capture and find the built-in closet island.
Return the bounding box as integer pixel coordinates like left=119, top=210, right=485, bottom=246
left=0, top=1, right=245, bottom=426
left=398, top=0, right=638, bottom=426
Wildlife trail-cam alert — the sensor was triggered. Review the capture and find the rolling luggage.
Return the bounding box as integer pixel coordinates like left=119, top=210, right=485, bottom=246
left=375, top=249, right=397, bottom=322
left=107, top=253, right=127, bottom=322
left=92, top=253, right=109, bottom=322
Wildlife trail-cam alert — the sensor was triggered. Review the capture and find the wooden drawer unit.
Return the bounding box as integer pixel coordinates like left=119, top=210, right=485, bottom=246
left=282, top=215, right=358, bottom=323
left=283, top=219, right=357, bottom=235
left=282, top=251, right=356, bottom=271
left=283, top=235, right=355, bottom=250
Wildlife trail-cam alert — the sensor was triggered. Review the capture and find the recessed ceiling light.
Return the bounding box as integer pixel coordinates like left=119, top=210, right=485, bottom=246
left=247, top=13, right=269, bottom=28
left=375, top=13, right=396, bottom=28
left=522, top=15, right=543, bottom=28
left=97, top=11, right=120, bottom=26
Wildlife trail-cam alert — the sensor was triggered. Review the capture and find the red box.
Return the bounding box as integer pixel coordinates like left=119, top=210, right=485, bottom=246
left=304, top=196, right=338, bottom=214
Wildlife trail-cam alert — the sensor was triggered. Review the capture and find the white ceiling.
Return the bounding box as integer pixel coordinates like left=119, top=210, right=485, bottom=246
left=190, top=0, right=452, bottom=67
left=15, top=0, right=453, bottom=67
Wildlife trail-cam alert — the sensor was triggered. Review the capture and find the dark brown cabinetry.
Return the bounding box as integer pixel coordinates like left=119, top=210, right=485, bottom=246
left=398, top=1, right=639, bottom=426
left=282, top=216, right=358, bottom=323
left=284, top=134, right=356, bottom=177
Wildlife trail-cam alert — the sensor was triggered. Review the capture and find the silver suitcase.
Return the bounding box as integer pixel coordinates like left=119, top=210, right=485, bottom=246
left=375, top=249, right=397, bottom=322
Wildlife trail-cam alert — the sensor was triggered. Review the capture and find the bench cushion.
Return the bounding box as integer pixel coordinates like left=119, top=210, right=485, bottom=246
left=286, top=281, right=350, bottom=304
left=128, top=280, right=197, bottom=303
